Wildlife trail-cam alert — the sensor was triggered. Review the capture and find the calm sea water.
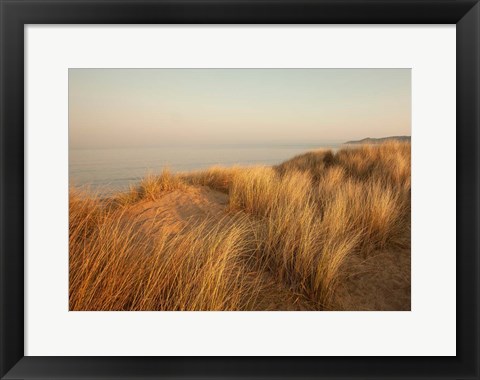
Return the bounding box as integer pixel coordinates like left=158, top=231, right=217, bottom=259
left=69, top=143, right=340, bottom=193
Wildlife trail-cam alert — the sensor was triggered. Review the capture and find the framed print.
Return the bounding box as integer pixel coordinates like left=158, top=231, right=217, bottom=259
left=0, top=0, right=479, bottom=379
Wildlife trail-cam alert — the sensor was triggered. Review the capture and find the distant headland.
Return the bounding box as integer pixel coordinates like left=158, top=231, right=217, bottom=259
left=345, top=136, right=411, bottom=145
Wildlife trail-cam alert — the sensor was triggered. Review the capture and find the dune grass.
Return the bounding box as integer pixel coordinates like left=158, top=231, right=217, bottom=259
left=70, top=141, right=411, bottom=311
left=181, top=166, right=242, bottom=194
left=112, top=169, right=189, bottom=207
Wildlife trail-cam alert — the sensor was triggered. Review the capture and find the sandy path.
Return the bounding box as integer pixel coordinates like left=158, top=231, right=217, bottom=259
left=332, top=248, right=411, bottom=311
left=122, top=186, right=229, bottom=233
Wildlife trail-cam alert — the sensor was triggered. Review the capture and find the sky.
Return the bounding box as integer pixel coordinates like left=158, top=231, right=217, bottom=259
left=69, top=69, right=411, bottom=149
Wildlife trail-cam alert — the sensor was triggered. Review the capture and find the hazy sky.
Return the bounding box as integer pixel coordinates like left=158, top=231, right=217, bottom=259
left=69, top=69, right=411, bottom=149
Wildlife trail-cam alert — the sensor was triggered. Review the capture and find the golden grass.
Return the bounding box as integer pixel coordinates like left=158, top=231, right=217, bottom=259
left=70, top=205, right=264, bottom=310
left=181, top=166, right=242, bottom=194
left=112, top=169, right=189, bottom=207
left=70, top=141, right=411, bottom=310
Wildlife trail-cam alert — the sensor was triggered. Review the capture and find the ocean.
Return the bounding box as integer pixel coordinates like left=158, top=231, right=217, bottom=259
left=69, top=143, right=340, bottom=194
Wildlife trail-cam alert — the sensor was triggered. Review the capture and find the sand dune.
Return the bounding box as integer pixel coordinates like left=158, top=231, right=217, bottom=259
left=124, top=187, right=410, bottom=310
left=69, top=141, right=411, bottom=311
left=121, top=186, right=229, bottom=233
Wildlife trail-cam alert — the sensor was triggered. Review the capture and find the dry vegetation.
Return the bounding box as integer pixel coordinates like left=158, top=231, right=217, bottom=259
left=69, top=141, right=411, bottom=311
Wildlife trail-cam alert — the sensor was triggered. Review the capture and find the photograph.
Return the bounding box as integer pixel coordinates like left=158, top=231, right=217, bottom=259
left=69, top=68, right=411, bottom=311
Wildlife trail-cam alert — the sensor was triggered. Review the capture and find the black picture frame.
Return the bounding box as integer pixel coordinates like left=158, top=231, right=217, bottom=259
left=1, top=1, right=478, bottom=379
